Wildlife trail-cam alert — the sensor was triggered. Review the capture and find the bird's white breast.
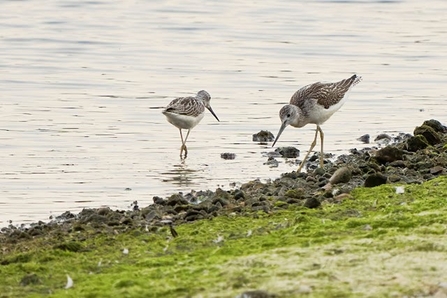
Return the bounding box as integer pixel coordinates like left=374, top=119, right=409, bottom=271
left=164, top=112, right=205, bottom=130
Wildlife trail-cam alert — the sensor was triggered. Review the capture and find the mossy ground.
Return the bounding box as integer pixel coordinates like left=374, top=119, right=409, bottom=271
left=2, top=176, right=447, bottom=297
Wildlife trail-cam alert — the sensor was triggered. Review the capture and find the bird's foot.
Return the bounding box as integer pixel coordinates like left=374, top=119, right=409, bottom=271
left=180, top=144, right=188, bottom=159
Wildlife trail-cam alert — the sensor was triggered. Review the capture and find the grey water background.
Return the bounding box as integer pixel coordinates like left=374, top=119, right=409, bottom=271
left=1, top=0, right=446, bottom=226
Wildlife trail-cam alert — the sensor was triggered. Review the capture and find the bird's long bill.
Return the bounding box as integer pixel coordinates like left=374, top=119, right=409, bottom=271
left=272, top=121, right=287, bottom=147
left=207, top=106, right=220, bottom=122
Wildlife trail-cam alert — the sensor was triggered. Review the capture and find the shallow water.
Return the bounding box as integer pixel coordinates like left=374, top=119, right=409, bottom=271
left=1, top=0, right=446, bottom=226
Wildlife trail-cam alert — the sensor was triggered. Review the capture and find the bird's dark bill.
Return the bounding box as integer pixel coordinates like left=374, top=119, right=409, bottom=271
left=207, top=107, right=220, bottom=122
left=272, top=121, right=287, bottom=147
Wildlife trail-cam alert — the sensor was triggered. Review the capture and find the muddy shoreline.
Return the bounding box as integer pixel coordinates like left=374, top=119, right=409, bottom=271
left=1, top=119, right=446, bottom=246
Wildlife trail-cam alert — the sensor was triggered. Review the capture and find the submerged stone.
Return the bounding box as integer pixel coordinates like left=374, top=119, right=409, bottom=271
left=252, top=130, right=275, bottom=142
left=275, top=146, right=300, bottom=158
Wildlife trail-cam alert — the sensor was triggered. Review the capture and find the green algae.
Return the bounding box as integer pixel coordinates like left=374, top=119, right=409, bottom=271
left=1, top=176, right=447, bottom=297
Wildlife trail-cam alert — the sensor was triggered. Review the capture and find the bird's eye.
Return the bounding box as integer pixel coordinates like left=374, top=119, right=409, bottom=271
left=287, top=114, right=291, bottom=118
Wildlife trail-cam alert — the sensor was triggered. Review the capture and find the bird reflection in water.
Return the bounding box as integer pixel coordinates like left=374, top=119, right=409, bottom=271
left=161, top=161, right=202, bottom=188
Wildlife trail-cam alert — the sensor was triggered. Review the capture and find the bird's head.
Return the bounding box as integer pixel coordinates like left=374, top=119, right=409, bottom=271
left=272, top=104, right=299, bottom=147
left=197, top=90, right=219, bottom=122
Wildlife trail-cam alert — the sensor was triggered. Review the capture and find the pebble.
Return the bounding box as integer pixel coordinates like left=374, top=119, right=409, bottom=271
left=357, top=134, right=370, bottom=144
left=252, top=130, right=275, bottom=142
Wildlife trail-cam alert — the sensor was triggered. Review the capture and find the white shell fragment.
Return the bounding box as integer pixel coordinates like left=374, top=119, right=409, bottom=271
left=65, top=274, right=74, bottom=289
left=395, top=186, right=405, bottom=194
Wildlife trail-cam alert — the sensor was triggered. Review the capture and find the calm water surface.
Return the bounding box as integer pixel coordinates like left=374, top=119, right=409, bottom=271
left=1, top=0, right=446, bottom=226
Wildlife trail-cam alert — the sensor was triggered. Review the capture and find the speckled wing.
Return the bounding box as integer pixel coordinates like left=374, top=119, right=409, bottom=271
left=291, top=75, right=359, bottom=109
left=164, top=97, right=204, bottom=117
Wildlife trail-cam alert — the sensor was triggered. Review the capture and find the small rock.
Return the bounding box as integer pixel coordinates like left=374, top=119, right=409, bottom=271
left=389, top=160, right=407, bottom=168
left=329, top=167, right=352, bottom=184
left=264, top=156, right=279, bottom=168
left=393, top=133, right=412, bottom=143
left=153, top=196, right=165, bottom=205
left=233, top=190, right=245, bottom=200
left=166, top=194, right=189, bottom=206
left=430, top=166, right=444, bottom=175
left=220, top=152, right=236, bottom=160
left=374, top=133, right=392, bottom=143
left=322, top=167, right=352, bottom=191
left=145, top=210, right=161, bottom=222
left=364, top=173, right=387, bottom=187
left=357, top=134, right=370, bottom=144
left=405, top=135, right=429, bottom=152
left=275, top=147, right=300, bottom=158
left=252, top=130, right=275, bottom=142
left=374, top=146, right=403, bottom=164
left=414, top=125, right=442, bottom=145
left=333, top=193, right=351, bottom=202
left=388, top=174, right=401, bottom=183
left=284, top=189, right=305, bottom=199
left=422, top=119, right=447, bottom=133
left=304, top=197, right=321, bottom=209
left=97, top=207, right=111, bottom=216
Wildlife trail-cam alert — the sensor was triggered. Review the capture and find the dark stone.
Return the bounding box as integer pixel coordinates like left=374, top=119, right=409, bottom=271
left=97, top=207, right=111, bottom=216
left=430, top=166, right=444, bottom=175
left=393, top=133, right=412, bottom=143
left=153, top=196, right=165, bottom=205
left=422, top=119, right=447, bottom=133
left=220, top=152, right=236, bottom=160
left=173, top=204, right=190, bottom=213
left=166, top=194, right=189, bottom=206
left=364, top=173, right=387, bottom=187
left=388, top=174, right=401, bottom=183
left=145, top=210, right=161, bottom=222
left=414, top=125, right=442, bottom=146
left=184, top=209, right=200, bottom=218
left=304, top=197, right=321, bottom=209
left=264, top=156, right=279, bottom=167
left=328, top=167, right=352, bottom=185
left=374, top=146, right=403, bottom=164
left=274, top=147, right=300, bottom=158
left=28, top=226, right=44, bottom=237
left=80, top=213, right=107, bottom=225
left=212, top=188, right=230, bottom=206
left=374, top=133, right=392, bottom=142
left=233, top=190, right=245, bottom=200
left=56, top=211, right=76, bottom=221
left=389, top=160, right=407, bottom=168
left=252, top=130, right=275, bottom=142
left=357, top=134, right=370, bottom=144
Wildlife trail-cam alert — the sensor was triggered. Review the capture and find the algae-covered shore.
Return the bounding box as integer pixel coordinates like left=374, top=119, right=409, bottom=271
left=1, top=119, right=447, bottom=298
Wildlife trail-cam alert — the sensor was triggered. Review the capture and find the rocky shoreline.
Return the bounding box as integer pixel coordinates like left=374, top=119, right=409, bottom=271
left=1, top=119, right=446, bottom=246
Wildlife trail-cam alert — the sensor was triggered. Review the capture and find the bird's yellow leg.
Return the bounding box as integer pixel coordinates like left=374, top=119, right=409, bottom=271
left=297, top=127, right=319, bottom=172
left=179, top=129, right=185, bottom=158
left=182, top=129, right=191, bottom=158
left=317, top=125, right=324, bottom=168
